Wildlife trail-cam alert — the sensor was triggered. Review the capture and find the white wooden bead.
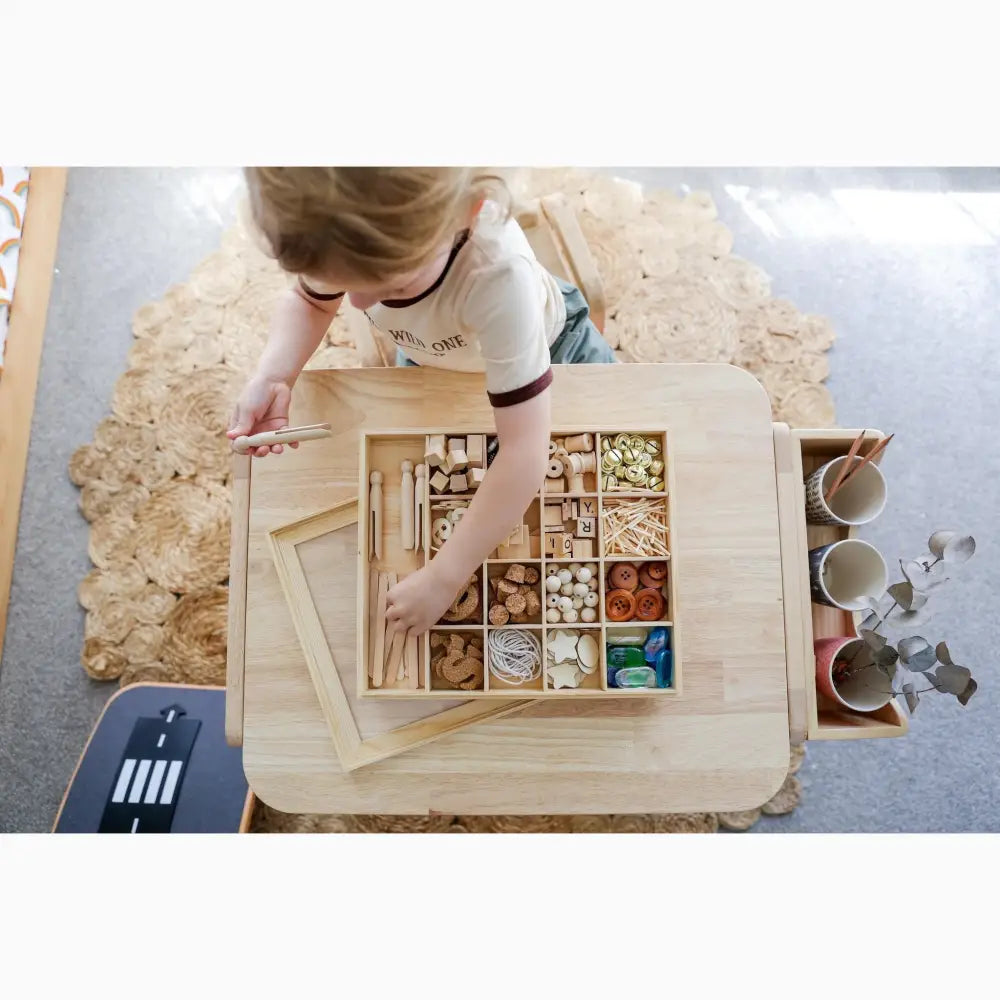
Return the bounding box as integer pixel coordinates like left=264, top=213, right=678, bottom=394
left=557, top=569, right=572, bottom=585
left=546, top=608, right=562, bottom=624
left=572, top=596, right=584, bottom=610
left=580, top=607, right=597, bottom=623
left=560, top=583, right=574, bottom=597
left=568, top=562, right=582, bottom=575
left=562, top=609, right=579, bottom=623
left=545, top=575, right=561, bottom=593
left=546, top=593, right=560, bottom=608
left=583, top=591, right=599, bottom=608
left=558, top=596, right=574, bottom=613
left=572, top=582, right=589, bottom=597
left=576, top=567, right=593, bottom=584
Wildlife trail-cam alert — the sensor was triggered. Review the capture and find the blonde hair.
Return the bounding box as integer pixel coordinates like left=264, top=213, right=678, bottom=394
left=244, top=167, right=511, bottom=281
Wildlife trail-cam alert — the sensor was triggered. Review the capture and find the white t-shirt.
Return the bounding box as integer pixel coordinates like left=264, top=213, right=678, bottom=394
left=301, top=209, right=566, bottom=407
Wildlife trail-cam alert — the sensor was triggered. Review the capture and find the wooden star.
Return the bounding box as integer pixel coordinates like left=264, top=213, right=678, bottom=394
left=548, top=660, right=582, bottom=689
left=546, top=629, right=580, bottom=664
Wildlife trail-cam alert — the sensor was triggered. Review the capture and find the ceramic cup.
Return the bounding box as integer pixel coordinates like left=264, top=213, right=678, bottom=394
left=808, top=538, right=888, bottom=611
left=814, top=636, right=893, bottom=712
left=804, top=455, right=887, bottom=526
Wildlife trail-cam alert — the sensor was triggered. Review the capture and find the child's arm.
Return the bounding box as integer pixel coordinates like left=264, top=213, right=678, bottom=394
left=385, top=389, right=551, bottom=635
left=227, top=284, right=341, bottom=456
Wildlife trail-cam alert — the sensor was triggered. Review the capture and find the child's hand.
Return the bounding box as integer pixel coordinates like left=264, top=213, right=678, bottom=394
left=227, top=373, right=296, bottom=457
left=385, top=562, right=464, bottom=638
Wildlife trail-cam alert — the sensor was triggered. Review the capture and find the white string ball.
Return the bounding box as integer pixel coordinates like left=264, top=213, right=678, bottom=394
left=487, top=629, right=542, bottom=685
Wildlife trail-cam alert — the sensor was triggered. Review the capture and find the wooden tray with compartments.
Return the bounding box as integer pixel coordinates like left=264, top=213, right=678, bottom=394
left=359, top=429, right=679, bottom=698
left=775, top=425, right=908, bottom=743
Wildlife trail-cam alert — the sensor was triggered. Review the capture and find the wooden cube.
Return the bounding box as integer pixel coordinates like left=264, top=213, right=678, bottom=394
left=447, top=437, right=466, bottom=453
left=543, top=477, right=566, bottom=494
left=559, top=533, right=574, bottom=557
left=467, top=467, right=486, bottom=489
left=561, top=501, right=573, bottom=521
left=450, top=474, right=468, bottom=494
left=572, top=539, right=595, bottom=559
left=425, top=434, right=446, bottom=467
left=448, top=448, right=469, bottom=471
left=544, top=533, right=560, bottom=557
left=466, top=434, right=486, bottom=468
left=580, top=498, right=597, bottom=517
left=576, top=516, right=596, bottom=538
left=529, top=532, right=541, bottom=558
left=429, top=470, right=449, bottom=493
left=543, top=505, right=564, bottom=529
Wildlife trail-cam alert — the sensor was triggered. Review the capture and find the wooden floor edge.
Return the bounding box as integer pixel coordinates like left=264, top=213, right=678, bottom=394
left=0, top=167, right=68, bottom=665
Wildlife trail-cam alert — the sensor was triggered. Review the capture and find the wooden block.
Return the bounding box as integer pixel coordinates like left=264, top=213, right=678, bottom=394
left=565, top=433, right=594, bottom=452
left=447, top=437, right=466, bottom=453
left=567, top=473, right=585, bottom=493
left=447, top=448, right=468, bottom=471
left=529, top=532, right=541, bottom=558
left=571, top=502, right=579, bottom=519
left=466, top=434, right=485, bottom=468
left=429, top=470, right=449, bottom=493
left=467, top=467, right=486, bottom=489
left=572, top=539, right=595, bottom=559
left=559, top=533, right=574, bottom=557
left=580, top=498, right=597, bottom=517
left=425, top=434, right=446, bottom=467
left=450, top=473, right=469, bottom=494
left=543, top=505, right=564, bottom=528
left=507, top=523, right=524, bottom=545
left=543, top=477, right=566, bottom=494
left=544, top=533, right=560, bottom=557
left=498, top=539, right=532, bottom=559
left=576, top=516, right=596, bottom=538
left=561, top=501, right=573, bottom=520
left=440, top=453, right=454, bottom=475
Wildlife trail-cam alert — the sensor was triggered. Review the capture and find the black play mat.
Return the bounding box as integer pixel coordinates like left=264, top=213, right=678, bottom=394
left=54, top=684, right=251, bottom=833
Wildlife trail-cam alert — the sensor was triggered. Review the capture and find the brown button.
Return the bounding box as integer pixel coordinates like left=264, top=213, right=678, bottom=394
left=639, top=561, right=668, bottom=589
left=609, top=562, right=639, bottom=592
left=605, top=589, right=637, bottom=622
left=634, top=588, right=665, bottom=621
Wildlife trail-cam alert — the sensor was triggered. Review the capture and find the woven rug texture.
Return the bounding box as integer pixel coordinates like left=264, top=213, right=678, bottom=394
left=68, top=169, right=836, bottom=833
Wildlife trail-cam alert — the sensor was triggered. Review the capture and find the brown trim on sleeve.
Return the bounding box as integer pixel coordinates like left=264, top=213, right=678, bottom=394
left=299, top=277, right=344, bottom=301
left=380, top=229, right=470, bottom=308
left=487, top=367, right=553, bottom=408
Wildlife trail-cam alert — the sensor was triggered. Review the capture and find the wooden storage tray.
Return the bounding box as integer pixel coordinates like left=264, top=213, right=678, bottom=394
left=775, top=425, right=908, bottom=742
left=359, top=429, right=680, bottom=698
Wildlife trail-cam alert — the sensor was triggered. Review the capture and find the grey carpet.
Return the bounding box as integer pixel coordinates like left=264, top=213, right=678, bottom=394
left=1, top=166, right=997, bottom=832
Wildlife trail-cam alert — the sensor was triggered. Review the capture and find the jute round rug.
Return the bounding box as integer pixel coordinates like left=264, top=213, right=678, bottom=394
left=69, top=169, right=836, bottom=833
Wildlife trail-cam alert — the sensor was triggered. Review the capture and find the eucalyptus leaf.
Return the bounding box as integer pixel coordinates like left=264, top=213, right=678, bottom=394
left=935, top=663, right=973, bottom=696
left=887, top=581, right=916, bottom=610
left=885, top=604, right=933, bottom=630
left=898, top=636, right=937, bottom=672
left=936, top=642, right=953, bottom=666
left=861, top=628, right=887, bottom=651
left=958, top=679, right=978, bottom=707
left=902, top=682, right=920, bottom=714
left=901, top=558, right=950, bottom=592
left=928, top=531, right=956, bottom=558
left=943, top=535, right=976, bottom=564
left=858, top=611, right=884, bottom=636
left=873, top=645, right=900, bottom=668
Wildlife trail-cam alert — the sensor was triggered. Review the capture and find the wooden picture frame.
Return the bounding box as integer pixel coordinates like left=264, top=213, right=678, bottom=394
left=267, top=498, right=524, bottom=771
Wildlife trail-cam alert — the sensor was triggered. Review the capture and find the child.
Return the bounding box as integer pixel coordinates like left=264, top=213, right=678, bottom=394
left=229, top=167, right=614, bottom=636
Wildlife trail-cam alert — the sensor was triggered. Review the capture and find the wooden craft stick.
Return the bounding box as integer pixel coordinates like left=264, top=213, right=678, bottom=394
left=830, top=434, right=894, bottom=500
left=371, top=572, right=389, bottom=687
left=369, top=471, right=383, bottom=560
left=367, top=567, right=378, bottom=679
left=824, top=429, right=866, bottom=503
left=384, top=572, right=405, bottom=685
left=232, top=423, right=331, bottom=454
left=405, top=632, right=419, bottom=688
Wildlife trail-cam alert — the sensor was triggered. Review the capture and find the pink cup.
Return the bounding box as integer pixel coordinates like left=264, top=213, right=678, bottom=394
left=814, top=636, right=893, bottom=712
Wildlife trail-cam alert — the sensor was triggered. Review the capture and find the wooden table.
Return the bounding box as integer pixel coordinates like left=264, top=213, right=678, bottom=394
left=234, top=364, right=790, bottom=815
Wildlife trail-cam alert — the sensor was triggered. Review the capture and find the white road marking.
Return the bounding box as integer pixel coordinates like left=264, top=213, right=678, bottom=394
left=166, top=710, right=175, bottom=723
left=160, top=760, right=183, bottom=805
left=128, top=759, right=152, bottom=803
left=157, top=734, right=165, bottom=748
left=112, top=759, right=137, bottom=803
left=144, top=760, right=167, bottom=804
left=130, top=817, right=139, bottom=833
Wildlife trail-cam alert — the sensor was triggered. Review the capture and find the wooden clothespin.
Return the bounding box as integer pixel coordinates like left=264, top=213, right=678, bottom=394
left=232, top=422, right=331, bottom=454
